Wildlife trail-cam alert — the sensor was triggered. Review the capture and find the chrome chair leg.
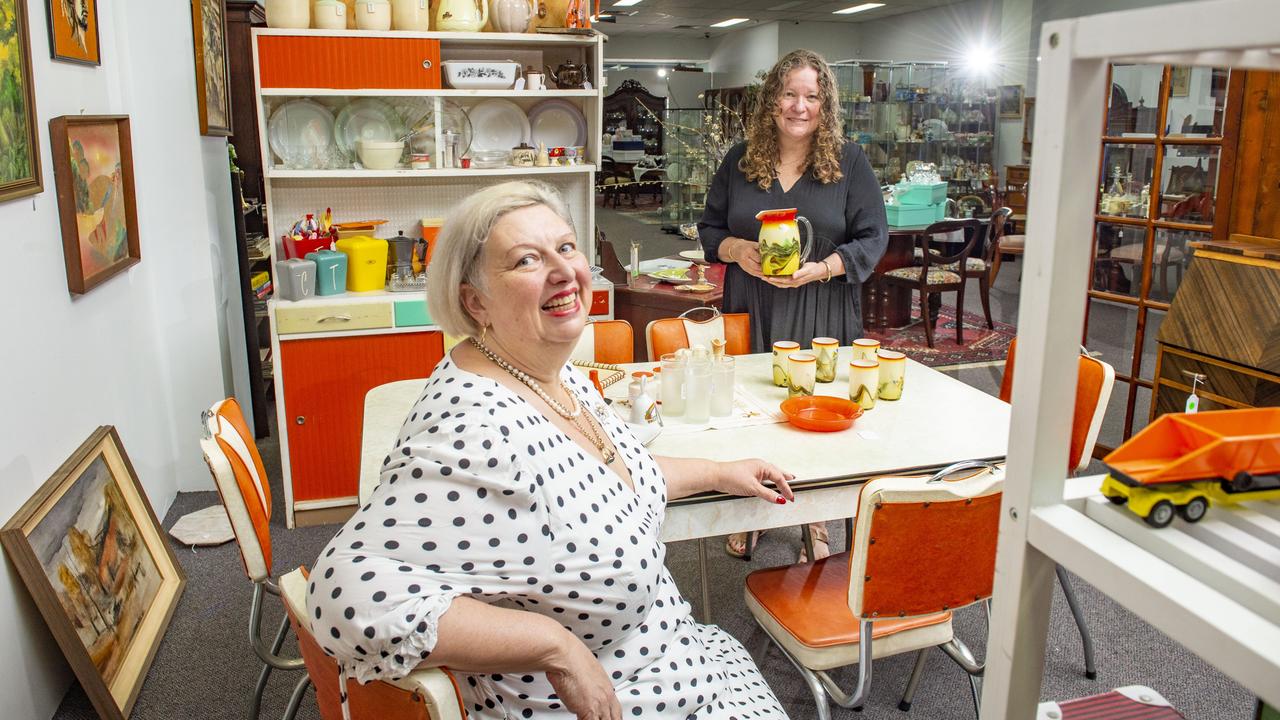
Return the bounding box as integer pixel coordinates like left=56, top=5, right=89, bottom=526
left=283, top=676, right=311, bottom=720
left=773, top=641, right=835, bottom=720
left=940, top=637, right=984, bottom=717
left=1055, top=564, right=1097, bottom=679
left=898, top=648, right=930, bottom=711
left=250, top=614, right=292, bottom=719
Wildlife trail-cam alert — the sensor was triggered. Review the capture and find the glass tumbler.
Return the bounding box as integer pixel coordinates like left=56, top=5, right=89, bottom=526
left=685, top=356, right=713, bottom=423
left=710, top=356, right=736, bottom=417
left=876, top=349, right=907, bottom=400
left=659, top=353, right=686, bottom=417
left=772, top=340, right=800, bottom=387
left=812, top=337, right=838, bottom=383
left=787, top=352, right=817, bottom=398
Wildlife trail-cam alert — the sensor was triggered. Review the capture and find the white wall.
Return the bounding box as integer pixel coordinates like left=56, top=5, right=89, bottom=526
left=777, top=21, right=860, bottom=65
left=709, top=22, right=780, bottom=88
left=603, top=69, right=714, bottom=109
left=604, top=34, right=713, bottom=62
left=1, top=0, right=234, bottom=716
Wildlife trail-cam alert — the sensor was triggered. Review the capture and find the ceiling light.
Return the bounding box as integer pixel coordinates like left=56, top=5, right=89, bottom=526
left=612, top=0, right=642, bottom=6
left=657, top=68, right=667, bottom=77
left=833, top=3, right=884, bottom=14
left=963, top=43, right=997, bottom=75
left=710, top=17, right=749, bottom=28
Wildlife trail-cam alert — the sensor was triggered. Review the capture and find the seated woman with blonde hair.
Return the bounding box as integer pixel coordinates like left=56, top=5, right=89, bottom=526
left=307, top=181, right=793, bottom=718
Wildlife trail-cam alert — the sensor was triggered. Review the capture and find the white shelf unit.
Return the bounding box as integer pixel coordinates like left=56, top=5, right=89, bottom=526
left=251, top=28, right=605, bottom=526
left=983, top=2, right=1280, bottom=716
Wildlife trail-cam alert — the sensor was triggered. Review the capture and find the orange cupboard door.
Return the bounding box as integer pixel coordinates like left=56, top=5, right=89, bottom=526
left=279, top=331, right=445, bottom=502
left=257, top=35, right=441, bottom=90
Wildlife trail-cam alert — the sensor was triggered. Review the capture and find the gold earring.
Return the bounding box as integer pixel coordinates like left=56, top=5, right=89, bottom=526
left=480, top=324, right=488, bottom=344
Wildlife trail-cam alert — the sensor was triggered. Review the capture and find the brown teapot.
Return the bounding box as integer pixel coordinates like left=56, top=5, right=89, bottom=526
left=545, top=61, right=590, bottom=89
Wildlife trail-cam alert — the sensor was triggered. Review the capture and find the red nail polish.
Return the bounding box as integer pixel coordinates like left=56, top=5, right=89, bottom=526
left=775, top=496, right=787, bottom=505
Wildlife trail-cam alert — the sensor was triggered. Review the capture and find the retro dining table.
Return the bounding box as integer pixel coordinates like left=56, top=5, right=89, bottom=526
left=358, top=347, right=1010, bottom=619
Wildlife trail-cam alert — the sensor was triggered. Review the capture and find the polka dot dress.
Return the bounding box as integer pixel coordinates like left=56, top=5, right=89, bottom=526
left=309, top=355, right=787, bottom=718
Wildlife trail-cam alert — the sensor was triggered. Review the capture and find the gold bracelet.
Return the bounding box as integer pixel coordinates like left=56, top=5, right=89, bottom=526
left=820, top=259, right=833, bottom=283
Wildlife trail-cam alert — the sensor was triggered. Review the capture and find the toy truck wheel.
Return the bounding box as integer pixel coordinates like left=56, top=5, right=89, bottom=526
left=1232, top=471, right=1255, bottom=491
left=1144, top=500, right=1176, bottom=528
left=1106, top=494, right=1127, bottom=505
left=1178, top=496, right=1209, bottom=523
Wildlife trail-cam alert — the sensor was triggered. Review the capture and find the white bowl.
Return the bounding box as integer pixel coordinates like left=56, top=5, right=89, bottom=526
left=442, top=61, right=520, bottom=90
left=357, top=140, right=404, bottom=170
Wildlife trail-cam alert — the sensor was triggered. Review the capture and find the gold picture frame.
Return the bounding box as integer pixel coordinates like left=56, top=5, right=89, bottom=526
left=191, top=0, right=233, bottom=136
left=1, top=427, right=185, bottom=720
left=998, top=84, right=1024, bottom=119
left=1170, top=66, right=1191, bottom=97
left=1, top=0, right=44, bottom=203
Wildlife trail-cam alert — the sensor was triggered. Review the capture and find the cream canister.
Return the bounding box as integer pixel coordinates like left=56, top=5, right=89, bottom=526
left=391, top=0, right=430, bottom=30
left=312, top=0, right=347, bottom=28
left=355, top=0, right=392, bottom=30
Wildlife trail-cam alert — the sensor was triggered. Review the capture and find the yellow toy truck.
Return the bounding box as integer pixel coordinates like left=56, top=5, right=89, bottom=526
left=1100, top=408, right=1280, bottom=528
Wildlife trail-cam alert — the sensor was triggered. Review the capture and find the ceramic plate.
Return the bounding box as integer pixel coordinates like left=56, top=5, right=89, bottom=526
left=467, top=99, right=531, bottom=153
left=646, top=267, right=697, bottom=285
left=406, top=100, right=473, bottom=159
left=678, top=249, right=705, bottom=262
left=622, top=258, right=692, bottom=274
left=268, top=99, right=336, bottom=165
left=528, top=99, right=587, bottom=148
left=334, top=98, right=406, bottom=159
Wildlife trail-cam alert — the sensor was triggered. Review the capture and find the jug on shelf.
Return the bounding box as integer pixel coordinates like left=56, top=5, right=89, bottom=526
left=435, top=0, right=488, bottom=31
left=755, top=208, right=813, bottom=276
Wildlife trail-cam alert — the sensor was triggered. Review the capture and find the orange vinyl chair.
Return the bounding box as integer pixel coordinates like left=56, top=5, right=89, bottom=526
left=573, top=318, right=635, bottom=365
left=277, top=568, right=466, bottom=720
left=1000, top=337, right=1116, bottom=679
left=645, top=308, right=751, bottom=362
left=745, top=462, right=1003, bottom=719
left=199, top=398, right=307, bottom=719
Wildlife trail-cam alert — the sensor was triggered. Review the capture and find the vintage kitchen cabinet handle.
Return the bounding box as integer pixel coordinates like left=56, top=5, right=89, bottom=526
left=317, top=314, right=352, bottom=323
left=421, top=59, right=433, bottom=70
left=295, top=416, right=306, bottom=425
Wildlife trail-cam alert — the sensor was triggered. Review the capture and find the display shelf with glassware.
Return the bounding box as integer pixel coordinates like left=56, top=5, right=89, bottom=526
left=251, top=28, right=608, bottom=527
left=659, top=107, right=720, bottom=232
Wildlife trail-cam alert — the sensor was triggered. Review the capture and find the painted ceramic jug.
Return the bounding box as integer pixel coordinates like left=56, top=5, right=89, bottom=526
left=755, top=208, right=813, bottom=276
left=436, top=0, right=488, bottom=31
left=491, top=0, right=532, bottom=32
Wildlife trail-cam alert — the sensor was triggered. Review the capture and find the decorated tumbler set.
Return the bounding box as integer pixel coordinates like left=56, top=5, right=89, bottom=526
left=772, top=338, right=906, bottom=408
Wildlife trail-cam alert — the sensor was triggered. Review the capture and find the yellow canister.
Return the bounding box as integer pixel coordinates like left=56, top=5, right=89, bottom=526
left=335, top=235, right=390, bottom=292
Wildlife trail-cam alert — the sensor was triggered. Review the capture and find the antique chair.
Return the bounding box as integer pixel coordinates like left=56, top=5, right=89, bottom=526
left=915, top=208, right=1013, bottom=329
left=199, top=398, right=306, bottom=719
left=881, top=218, right=985, bottom=348
left=1000, top=337, right=1115, bottom=679
left=277, top=568, right=466, bottom=720
left=645, top=308, right=751, bottom=361
left=598, top=157, right=634, bottom=208
left=744, top=461, right=1002, bottom=719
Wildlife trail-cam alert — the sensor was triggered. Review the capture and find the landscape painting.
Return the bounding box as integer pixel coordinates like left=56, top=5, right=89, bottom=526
left=0, top=0, right=43, bottom=202
left=50, top=115, right=140, bottom=294
left=2, top=427, right=185, bottom=720
left=191, top=0, right=232, bottom=136
left=47, top=0, right=100, bottom=65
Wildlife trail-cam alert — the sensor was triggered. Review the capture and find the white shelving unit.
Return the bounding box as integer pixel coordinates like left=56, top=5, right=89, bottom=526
left=983, top=1, right=1280, bottom=716
left=250, top=28, right=605, bottom=527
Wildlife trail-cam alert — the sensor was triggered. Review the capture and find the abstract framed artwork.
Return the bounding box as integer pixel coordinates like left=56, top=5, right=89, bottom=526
left=46, top=0, right=100, bottom=65
left=1, top=427, right=185, bottom=720
left=998, top=84, right=1025, bottom=119
left=0, top=0, right=43, bottom=203
left=49, top=115, right=140, bottom=295
left=191, top=0, right=233, bottom=136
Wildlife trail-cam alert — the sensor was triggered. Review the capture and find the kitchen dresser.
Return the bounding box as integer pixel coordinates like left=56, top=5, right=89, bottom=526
left=984, top=2, right=1280, bottom=716
left=251, top=28, right=605, bottom=526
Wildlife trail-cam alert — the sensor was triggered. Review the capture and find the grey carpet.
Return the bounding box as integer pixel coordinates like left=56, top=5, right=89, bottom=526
left=50, top=209, right=1255, bottom=719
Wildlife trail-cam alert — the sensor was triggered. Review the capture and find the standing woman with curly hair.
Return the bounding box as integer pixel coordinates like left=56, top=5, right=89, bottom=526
left=699, top=49, right=888, bottom=561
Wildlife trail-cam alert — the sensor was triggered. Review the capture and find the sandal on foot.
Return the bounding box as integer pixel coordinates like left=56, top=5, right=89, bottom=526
left=798, top=522, right=831, bottom=564
left=725, top=530, right=763, bottom=560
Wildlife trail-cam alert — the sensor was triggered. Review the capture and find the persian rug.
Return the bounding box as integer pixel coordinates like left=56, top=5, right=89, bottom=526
left=864, top=301, right=1015, bottom=369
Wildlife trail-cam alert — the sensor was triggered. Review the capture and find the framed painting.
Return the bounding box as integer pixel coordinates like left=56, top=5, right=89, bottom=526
left=1170, top=66, right=1191, bottom=97
left=49, top=115, right=140, bottom=295
left=998, top=84, right=1024, bottom=119
left=46, top=0, right=100, bottom=65
left=1, top=427, right=185, bottom=720
left=0, top=0, right=43, bottom=203
left=191, top=0, right=232, bottom=136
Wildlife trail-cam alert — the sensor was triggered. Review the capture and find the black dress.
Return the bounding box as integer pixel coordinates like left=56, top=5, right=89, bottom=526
left=698, top=141, right=889, bottom=353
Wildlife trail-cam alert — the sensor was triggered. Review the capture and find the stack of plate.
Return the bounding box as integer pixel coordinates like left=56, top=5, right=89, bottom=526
left=528, top=99, right=587, bottom=149
left=467, top=100, right=531, bottom=153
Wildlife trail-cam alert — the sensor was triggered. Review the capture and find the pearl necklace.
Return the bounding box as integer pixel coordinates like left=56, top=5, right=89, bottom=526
left=469, top=337, right=617, bottom=465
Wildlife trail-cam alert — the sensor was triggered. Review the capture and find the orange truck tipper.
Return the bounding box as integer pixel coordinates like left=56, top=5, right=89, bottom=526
left=1101, top=408, right=1280, bottom=527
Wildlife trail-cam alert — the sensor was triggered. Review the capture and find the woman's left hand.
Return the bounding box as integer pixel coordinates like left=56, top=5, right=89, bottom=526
left=715, top=459, right=796, bottom=504
left=764, top=261, right=830, bottom=289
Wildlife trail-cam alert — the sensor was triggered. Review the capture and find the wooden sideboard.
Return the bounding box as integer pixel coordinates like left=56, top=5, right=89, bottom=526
left=1153, top=234, right=1280, bottom=417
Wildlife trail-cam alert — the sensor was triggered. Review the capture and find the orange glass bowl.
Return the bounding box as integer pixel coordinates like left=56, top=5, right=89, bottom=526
left=779, top=396, right=864, bottom=432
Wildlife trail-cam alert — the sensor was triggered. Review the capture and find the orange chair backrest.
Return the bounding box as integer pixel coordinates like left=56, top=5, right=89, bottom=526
left=1000, top=338, right=1116, bottom=473
left=848, top=470, right=1003, bottom=619
left=200, top=398, right=273, bottom=582
left=280, top=569, right=459, bottom=720
left=591, top=320, right=634, bottom=364
left=646, top=313, right=751, bottom=361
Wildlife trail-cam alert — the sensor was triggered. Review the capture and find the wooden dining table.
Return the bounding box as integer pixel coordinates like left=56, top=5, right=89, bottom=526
left=358, top=346, right=1010, bottom=620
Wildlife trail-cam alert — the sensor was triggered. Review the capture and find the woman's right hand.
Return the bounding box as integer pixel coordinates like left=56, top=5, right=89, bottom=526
left=723, top=237, right=766, bottom=279
left=545, top=632, right=622, bottom=719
